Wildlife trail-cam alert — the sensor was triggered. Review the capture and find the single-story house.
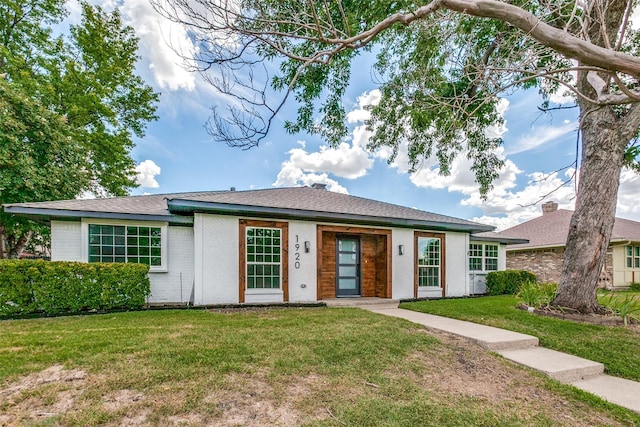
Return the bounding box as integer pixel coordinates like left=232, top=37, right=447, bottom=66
left=3, top=185, right=525, bottom=305
left=503, top=201, right=640, bottom=288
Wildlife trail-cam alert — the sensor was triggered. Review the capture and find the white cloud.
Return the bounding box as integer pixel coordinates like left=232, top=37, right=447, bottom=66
left=346, top=89, right=381, bottom=123
left=485, top=98, right=510, bottom=139
left=136, top=159, right=161, bottom=188
left=284, top=143, right=373, bottom=179
left=616, top=168, right=640, bottom=220
left=119, top=0, right=197, bottom=91
left=466, top=168, right=577, bottom=230
left=65, top=0, right=197, bottom=92
left=273, top=163, right=348, bottom=194
left=506, top=121, right=577, bottom=155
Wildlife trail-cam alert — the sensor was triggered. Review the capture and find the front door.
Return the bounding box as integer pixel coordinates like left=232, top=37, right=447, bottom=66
left=336, top=237, right=361, bottom=296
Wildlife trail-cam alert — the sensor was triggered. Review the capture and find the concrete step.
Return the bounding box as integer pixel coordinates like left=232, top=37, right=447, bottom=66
left=324, top=298, right=399, bottom=308
left=497, top=347, right=604, bottom=383
left=370, top=308, right=539, bottom=351
left=571, top=375, right=640, bottom=414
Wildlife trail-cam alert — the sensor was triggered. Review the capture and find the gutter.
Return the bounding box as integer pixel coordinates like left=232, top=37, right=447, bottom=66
left=3, top=206, right=194, bottom=226
left=470, top=235, right=529, bottom=245
left=166, top=199, right=494, bottom=233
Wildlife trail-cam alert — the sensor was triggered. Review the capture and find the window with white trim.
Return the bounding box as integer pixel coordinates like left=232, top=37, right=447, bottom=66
left=246, top=227, right=281, bottom=289
left=417, top=237, right=441, bottom=287
left=626, top=245, right=640, bottom=268
left=469, top=243, right=498, bottom=272
left=469, top=243, right=483, bottom=271
left=88, top=224, right=162, bottom=266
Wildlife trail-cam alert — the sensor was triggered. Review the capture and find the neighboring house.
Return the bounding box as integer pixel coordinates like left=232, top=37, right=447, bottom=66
left=4, top=185, right=523, bottom=305
left=503, top=201, right=640, bottom=288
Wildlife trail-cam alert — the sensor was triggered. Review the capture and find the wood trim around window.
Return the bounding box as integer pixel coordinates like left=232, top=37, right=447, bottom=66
left=414, top=231, right=446, bottom=298
left=239, top=219, right=289, bottom=303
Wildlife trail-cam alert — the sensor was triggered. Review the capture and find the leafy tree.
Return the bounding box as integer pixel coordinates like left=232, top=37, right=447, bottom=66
left=154, top=0, right=640, bottom=313
left=0, top=1, right=158, bottom=258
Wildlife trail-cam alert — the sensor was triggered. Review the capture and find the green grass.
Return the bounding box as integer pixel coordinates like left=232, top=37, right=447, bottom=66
left=1, top=308, right=639, bottom=426
left=401, top=295, right=640, bottom=382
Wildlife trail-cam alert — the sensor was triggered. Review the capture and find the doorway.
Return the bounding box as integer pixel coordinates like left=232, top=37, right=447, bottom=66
left=336, top=237, right=361, bottom=297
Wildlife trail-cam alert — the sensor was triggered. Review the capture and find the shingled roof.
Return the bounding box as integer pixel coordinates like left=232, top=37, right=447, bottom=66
left=503, top=208, right=640, bottom=250
left=3, top=187, right=493, bottom=233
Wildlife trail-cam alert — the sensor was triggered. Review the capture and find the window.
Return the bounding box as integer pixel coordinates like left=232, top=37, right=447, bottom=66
left=469, top=243, right=483, bottom=271
left=626, top=245, right=640, bottom=268
left=88, top=224, right=162, bottom=266
left=246, top=227, right=281, bottom=289
left=417, top=237, right=441, bottom=287
left=484, top=244, right=498, bottom=271
left=469, top=243, right=498, bottom=271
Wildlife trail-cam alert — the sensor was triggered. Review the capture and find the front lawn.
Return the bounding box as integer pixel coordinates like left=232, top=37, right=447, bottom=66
left=401, top=295, right=640, bottom=382
left=1, top=308, right=638, bottom=426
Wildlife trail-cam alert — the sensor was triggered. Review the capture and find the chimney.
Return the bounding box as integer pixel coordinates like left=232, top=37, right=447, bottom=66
left=542, top=201, right=558, bottom=214
left=230, top=187, right=236, bottom=192
left=311, top=183, right=327, bottom=190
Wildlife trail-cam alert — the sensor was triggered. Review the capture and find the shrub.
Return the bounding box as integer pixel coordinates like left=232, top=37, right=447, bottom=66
left=602, top=292, right=640, bottom=327
left=0, top=260, right=150, bottom=317
left=517, top=281, right=558, bottom=309
left=630, top=282, right=640, bottom=292
left=486, top=270, right=537, bottom=296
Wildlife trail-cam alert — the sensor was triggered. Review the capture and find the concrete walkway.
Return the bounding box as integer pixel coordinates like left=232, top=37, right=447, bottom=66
left=328, top=299, right=640, bottom=414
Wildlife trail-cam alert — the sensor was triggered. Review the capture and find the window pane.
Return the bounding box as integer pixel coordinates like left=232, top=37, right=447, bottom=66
left=485, top=245, right=498, bottom=258
left=418, top=237, right=440, bottom=287
left=469, top=258, right=482, bottom=271
left=485, top=258, right=498, bottom=271
left=88, top=224, right=161, bottom=266
left=246, top=227, right=282, bottom=290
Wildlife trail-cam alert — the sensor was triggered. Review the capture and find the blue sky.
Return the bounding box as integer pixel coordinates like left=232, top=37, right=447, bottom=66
left=73, top=1, right=640, bottom=230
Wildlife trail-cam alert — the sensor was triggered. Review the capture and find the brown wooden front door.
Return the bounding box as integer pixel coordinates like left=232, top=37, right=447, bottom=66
left=336, top=237, right=361, bottom=297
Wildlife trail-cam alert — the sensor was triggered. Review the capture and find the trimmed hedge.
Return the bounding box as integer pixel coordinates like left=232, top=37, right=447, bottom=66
left=0, top=260, right=150, bottom=316
left=486, top=270, right=537, bottom=296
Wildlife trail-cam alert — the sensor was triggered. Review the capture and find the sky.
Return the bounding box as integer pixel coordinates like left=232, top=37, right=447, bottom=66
left=68, top=0, right=640, bottom=231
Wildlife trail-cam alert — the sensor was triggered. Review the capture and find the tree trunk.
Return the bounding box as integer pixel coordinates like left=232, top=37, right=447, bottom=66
left=553, top=108, right=625, bottom=313
left=0, top=223, right=7, bottom=259
left=0, top=220, right=31, bottom=259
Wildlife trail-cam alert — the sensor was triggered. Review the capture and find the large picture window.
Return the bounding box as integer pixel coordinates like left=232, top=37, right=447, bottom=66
left=469, top=243, right=498, bottom=272
left=88, top=224, right=162, bottom=267
left=417, top=237, right=441, bottom=287
left=246, top=227, right=281, bottom=289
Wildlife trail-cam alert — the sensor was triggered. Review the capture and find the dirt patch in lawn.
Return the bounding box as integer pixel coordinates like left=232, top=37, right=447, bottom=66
left=0, top=365, right=88, bottom=425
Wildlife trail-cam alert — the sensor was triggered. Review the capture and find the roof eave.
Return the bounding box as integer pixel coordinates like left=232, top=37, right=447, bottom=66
left=470, top=235, right=530, bottom=245
left=3, top=206, right=194, bottom=225
left=167, top=199, right=493, bottom=233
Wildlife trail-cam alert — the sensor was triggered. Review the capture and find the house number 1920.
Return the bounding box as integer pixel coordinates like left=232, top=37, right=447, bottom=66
left=294, top=235, right=301, bottom=269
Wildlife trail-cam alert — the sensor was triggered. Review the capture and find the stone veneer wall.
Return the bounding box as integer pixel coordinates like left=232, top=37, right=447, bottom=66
left=506, top=247, right=614, bottom=288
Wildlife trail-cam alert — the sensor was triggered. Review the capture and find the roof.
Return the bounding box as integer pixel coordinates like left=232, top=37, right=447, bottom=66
left=3, top=187, right=494, bottom=233
left=503, top=209, right=640, bottom=250
left=470, top=231, right=529, bottom=245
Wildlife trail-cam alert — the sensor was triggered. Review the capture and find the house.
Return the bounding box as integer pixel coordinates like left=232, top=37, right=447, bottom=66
left=503, top=201, right=640, bottom=288
left=3, top=185, right=524, bottom=305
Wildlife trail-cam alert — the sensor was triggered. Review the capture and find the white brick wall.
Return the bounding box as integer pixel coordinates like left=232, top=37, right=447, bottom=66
left=392, top=228, right=414, bottom=300
left=51, top=221, right=82, bottom=261
left=287, top=221, right=317, bottom=302
left=194, top=214, right=239, bottom=305
left=445, top=232, right=468, bottom=297
left=148, top=226, right=194, bottom=304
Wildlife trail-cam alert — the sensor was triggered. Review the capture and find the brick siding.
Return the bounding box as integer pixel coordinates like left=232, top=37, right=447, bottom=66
left=506, top=247, right=614, bottom=288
